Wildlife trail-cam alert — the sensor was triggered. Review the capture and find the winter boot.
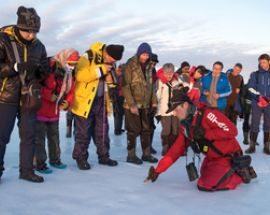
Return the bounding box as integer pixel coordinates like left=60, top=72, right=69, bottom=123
left=36, top=163, right=53, bottom=174
left=245, top=132, right=258, bottom=154
left=50, top=160, right=67, bottom=169
left=236, top=168, right=251, bottom=184
left=99, top=157, right=118, bottom=166
left=76, top=159, right=91, bottom=170
left=142, top=147, right=158, bottom=163
left=19, top=172, right=44, bottom=183
left=263, top=132, right=270, bottom=155
left=243, top=132, right=249, bottom=145
left=248, top=166, right=257, bottom=179
left=127, top=149, right=143, bottom=165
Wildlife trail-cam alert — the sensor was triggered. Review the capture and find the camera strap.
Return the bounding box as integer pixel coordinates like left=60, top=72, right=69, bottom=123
left=9, top=36, right=27, bottom=87
left=185, top=141, right=201, bottom=175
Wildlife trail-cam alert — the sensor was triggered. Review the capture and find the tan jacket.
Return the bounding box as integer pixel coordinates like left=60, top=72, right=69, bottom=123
left=122, top=56, right=157, bottom=109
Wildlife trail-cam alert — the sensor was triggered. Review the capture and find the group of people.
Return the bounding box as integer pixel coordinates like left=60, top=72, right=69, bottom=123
left=0, top=6, right=268, bottom=192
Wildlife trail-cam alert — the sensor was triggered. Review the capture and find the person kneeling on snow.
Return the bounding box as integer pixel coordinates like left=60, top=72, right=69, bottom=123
left=145, top=90, right=257, bottom=191
left=34, top=48, right=79, bottom=174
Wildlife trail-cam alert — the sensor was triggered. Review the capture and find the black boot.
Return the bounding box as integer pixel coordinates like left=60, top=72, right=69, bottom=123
left=263, top=132, right=270, bottom=155
left=19, top=172, right=44, bottom=183
left=245, top=132, right=258, bottom=154
left=236, top=168, right=251, bottom=184
left=76, top=159, right=91, bottom=170
left=127, top=149, right=143, bottom=165
left=243, top=132, right=249, bottom=145
left=142, top=147, right=158, bottom=163
left=99, top=157, right=118, bottom=166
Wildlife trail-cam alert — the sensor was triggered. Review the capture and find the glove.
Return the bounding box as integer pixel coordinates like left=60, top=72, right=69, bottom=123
left=257, top=96, right=269, bottom=108
left=59, top=100, right=69, bottom=110
left=50, top=93, right=58, bottom=102
left=193, top=126, right=205, bottom=141
left=16, top=62, right=39, bottom=74
left=144, top=166, right=159, bottom=183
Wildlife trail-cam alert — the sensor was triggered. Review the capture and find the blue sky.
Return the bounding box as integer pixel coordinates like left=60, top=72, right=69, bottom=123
left=1, top=0, right=270, bottom=80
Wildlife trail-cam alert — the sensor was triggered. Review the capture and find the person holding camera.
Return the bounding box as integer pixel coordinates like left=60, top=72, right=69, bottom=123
left=71, top=42, right=124, bottom=170
left=34, top=48, right=79, bottom=174
left=0, top=6, right=50, bottom=182
left=122, top=42, right=158, bottom=165
left=145, top=90, right=256, bottom=191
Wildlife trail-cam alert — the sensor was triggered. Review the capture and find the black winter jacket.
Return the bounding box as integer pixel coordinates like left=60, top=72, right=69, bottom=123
left=0, top=25, right=49, bottom=105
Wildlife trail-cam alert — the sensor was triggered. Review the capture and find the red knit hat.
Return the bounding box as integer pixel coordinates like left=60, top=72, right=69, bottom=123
left=66, top=51, right=80, bottom=63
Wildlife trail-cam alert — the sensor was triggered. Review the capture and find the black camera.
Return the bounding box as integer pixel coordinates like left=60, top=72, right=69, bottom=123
left=186, top=162, right=199, bottom=181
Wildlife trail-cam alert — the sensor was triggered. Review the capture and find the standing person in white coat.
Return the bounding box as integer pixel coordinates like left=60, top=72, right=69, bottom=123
left=156, top=63, right=181, bottom=155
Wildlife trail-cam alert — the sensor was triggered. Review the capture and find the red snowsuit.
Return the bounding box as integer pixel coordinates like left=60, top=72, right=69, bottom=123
left=37, top=60, right=75, bottom=122
left=155, top=107, right=243, bottom=191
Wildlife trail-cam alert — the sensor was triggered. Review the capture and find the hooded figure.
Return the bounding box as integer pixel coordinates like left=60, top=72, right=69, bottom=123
left=53, top=48, right=79, bottom=113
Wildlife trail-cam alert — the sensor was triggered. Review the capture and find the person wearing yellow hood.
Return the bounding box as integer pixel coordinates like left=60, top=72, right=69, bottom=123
left=72, top=42, right=124, bottom=170
left=0, top=6, right=50, bottom=183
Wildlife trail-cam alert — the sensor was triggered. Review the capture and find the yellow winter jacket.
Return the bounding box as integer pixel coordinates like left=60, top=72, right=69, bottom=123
left=71, top=42, right=112, bottom=118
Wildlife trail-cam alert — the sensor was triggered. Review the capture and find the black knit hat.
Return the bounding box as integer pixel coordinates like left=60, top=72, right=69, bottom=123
left=166, top=90, right=192, bottom=114
left=151, top=53, right=159, bottom=63
left=106, top=45, right=124, bottom=61
left=17, top=6, right=41, bottom=32
left=180, top=61, right=190, bottom=69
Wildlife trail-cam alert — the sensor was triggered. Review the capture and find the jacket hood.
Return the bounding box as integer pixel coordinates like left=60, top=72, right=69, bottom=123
left=89, top=42, right=106, bottom=53
left=156, top=68, right=179, bottom=84
left=1, top=25, right=16, bottom=37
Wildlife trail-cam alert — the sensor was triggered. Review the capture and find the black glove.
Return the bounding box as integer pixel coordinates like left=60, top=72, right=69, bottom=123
left=193, top=126, right=205, bottom=141
left=145, top=166, right=159, bottom=183
left=16, top=62, right=40, bottom=74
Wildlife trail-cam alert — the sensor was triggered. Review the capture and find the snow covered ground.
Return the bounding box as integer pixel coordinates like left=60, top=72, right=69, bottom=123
left=0, top=113, right=270, bottom=215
